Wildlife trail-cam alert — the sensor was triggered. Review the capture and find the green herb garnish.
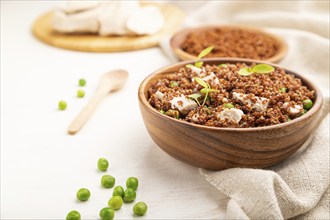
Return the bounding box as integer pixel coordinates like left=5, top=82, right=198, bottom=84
left=188, top=93, right=202, bottom=106
left=223, top=103, right=235, bottom=108
left=186, top=46, right=214, bottom=69
left=238, top=64, right=275, bottom=76
left=193, top=77, right=218, bottom=106
left=279, top=87, right=287, bottom=93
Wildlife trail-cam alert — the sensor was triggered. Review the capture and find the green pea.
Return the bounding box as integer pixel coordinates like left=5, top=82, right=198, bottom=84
left=101, top=175, right=115, bottom=188
left=223, top=103, right=234, bottom=108
left=303, top=99, right=313, bottom=110
left=126, top=177, right=138, bottom=190
left=77, top=90, right=85, bottom=98
left=76, top=188, right=90, bottom=201
left=123, top=188, right=136, bottom=203
left=58, top=100, right=67, bottom=110
left=66, top=210, right=81, bottom=220
left=169, top=81, right=178, bottom=88
left=108, top=196, right=123, bottom=210
left=165, top=109, right=180, bottom=119
left=279, top=87, right=287, bottom=93
left=159, top=109, right=165, bottom=114
left=133, top=202, right=148, bottom=216
left=99, top=207, right=115, bottom=220
left=112, top=186, right=124, bottom=198
left=79, top=79, right=86, bottom=87
left=97, top=158, right=109, bottom=172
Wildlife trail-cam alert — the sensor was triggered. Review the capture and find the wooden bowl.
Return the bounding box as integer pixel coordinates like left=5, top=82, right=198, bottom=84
left=170, top=25, right=288, bottom=63
left=138, top=58, right=323, bottom=170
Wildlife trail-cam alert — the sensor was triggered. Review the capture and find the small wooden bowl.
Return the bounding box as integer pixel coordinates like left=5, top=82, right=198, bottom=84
left=138, top=58, right=323, bottom=170
left=170, top=25, right=288, bottom=63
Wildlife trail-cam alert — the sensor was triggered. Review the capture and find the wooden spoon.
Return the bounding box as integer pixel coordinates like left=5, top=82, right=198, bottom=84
left=68, top=69, right=128, bottom=135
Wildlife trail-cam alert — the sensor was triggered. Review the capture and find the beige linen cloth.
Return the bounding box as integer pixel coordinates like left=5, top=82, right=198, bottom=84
left=162, top=1, right=330, bottom=219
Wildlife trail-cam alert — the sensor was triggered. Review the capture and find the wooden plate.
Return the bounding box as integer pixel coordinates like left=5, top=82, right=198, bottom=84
left=32, top=2, right=185, bottom=52
left=170, top=25, right=288, bottom=63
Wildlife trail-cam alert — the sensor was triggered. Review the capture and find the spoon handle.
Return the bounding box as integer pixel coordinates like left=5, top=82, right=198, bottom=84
left=67, top=86, right=109, bottom=135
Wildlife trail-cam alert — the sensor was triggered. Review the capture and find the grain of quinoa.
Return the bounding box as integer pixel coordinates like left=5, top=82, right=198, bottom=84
left=180, top=27, right=280, bottom=60
left=148, top=63, right=315, bottom=128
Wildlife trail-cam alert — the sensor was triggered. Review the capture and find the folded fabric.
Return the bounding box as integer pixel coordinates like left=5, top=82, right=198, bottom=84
left=201, top=105, right=329, bottom=219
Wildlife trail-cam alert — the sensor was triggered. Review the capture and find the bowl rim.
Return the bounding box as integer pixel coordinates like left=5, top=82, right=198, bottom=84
left=170, top=24, right=288, bottom=63
left=138, top=58, right=323, bottom=132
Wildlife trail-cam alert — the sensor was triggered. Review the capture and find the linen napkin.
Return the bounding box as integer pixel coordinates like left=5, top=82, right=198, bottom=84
left=161, top=1, right=330, bottom=219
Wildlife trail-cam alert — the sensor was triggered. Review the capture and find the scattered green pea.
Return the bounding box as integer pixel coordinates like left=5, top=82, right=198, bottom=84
left=123, top=188, right=136, bottom=203
left=108, top=196, right=123, bottom=210
left=302, top=109, right=308, bottom=114
left=79, top=79, right=86, bottom=87
left=133, top=202, right=148, bottom=216
left=58, top=100, right=67, bottom=110
left=101, top=175, right=115, bottom=188
left=77, top=90, right=85, bottom=98
left=126, top=177, right=138, bottom=190
left=99, top=207, right=115, bottom=220
left=66, top=210, right=81, bottom=220
left=97, top=158, right=109, bottom=172
left=76, top=188, right=90, bottom=201
left=112, top=186, right=124, bottom=198
left=223, top=103, right=235, bottom=108
left=279, top=87, right=287, bottom=93
left=303, top=99, right=313, bottom=110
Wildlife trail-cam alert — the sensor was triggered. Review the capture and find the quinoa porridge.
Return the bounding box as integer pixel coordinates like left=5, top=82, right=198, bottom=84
left=180, top=27, right=280, bottom=60
left=147, top=63, right=315, bottom=128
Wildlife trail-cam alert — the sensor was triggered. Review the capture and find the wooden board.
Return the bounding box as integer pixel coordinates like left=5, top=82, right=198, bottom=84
left=32, top=3, right=185, bottom=52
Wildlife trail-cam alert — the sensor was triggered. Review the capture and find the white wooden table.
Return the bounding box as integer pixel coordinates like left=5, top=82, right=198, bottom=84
left=1, top=1, right=228, bottom=219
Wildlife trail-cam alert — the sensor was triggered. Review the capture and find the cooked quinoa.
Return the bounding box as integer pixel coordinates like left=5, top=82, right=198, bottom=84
left=180, top=27, right=279, bottom=60
left=147, top=63, right=315, bottom=128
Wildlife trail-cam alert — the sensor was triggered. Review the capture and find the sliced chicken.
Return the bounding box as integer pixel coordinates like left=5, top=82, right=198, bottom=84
left=59, top=1, right=101, bottom=14
left=52, top=1, right=164, bottom=36
left=126, top=6, right=164, bottom=35
left=98, top=1, right=140, bottom=36
left=53, top=7, right=101, bottom=33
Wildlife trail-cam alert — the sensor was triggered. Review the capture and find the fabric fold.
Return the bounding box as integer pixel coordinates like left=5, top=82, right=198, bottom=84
left=201, top=107, right=329, bottom=219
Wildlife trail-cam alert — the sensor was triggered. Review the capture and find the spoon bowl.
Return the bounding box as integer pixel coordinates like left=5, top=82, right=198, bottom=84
left=68, top=69, right=128, bottom=135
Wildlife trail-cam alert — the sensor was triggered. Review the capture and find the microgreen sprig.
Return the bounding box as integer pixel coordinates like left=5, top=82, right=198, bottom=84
left=238, top=64, right=275, bottom=76
left=186, top=46, right=214, bottom=68
left=189, top=77, right=219, bottom=106
left=188, top=93, right=202, bottom=106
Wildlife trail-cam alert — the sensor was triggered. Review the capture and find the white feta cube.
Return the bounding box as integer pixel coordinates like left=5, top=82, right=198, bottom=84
left=155, top=91, right=164, bottom=100
left=232, top=92, right=269, bottom=112
left=217, top=108, right=244, bottom=124
left=202, top=72, right=219, bottom=84
left=170, top=94, right=198, bottom=113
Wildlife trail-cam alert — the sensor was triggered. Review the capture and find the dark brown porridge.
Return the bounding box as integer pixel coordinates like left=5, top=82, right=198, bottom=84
left=147, top=63, right=315, bottom=128
left=180, top=27, right=280, bottom=60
